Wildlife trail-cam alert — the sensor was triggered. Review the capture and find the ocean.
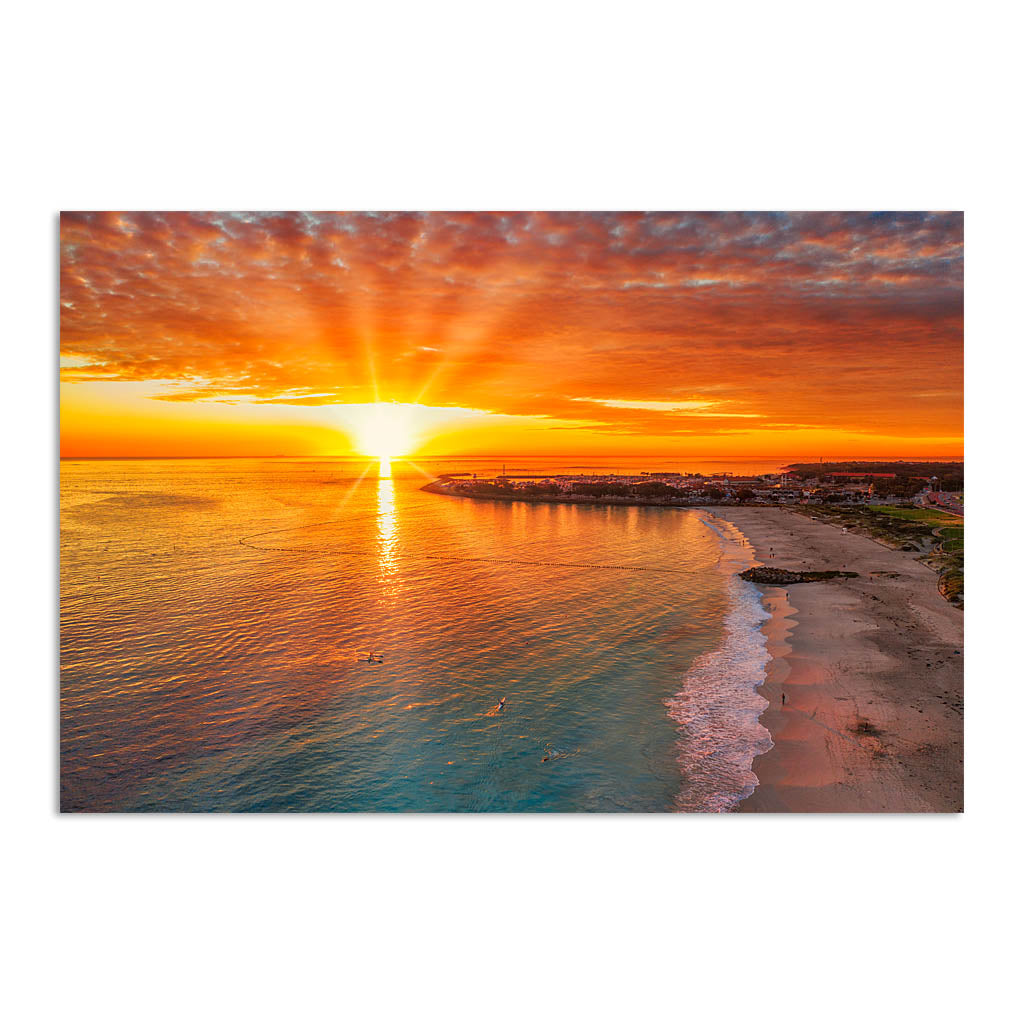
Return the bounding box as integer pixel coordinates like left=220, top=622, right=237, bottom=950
left=59, top=457, right=780, bottom=812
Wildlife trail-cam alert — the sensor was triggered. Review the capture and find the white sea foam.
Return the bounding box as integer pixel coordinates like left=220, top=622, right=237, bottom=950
left=666, top=513, right=774, bottom=812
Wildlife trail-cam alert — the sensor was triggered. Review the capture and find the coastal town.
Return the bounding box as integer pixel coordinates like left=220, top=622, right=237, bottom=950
left=429, top=461, right=964, bottom=514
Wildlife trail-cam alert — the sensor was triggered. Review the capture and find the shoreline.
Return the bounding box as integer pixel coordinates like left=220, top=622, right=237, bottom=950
left=706, top=507, right=963, bottom=812
left=420, top=481, right=963, bottom=812
left=669, top=512, right=774, bottom=811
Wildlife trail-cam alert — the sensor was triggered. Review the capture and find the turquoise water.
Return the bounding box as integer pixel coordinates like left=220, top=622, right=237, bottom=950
left=60, top=458, right=771, bottom=812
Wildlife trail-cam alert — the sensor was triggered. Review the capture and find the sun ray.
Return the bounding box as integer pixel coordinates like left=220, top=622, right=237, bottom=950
left=404, top=459, right=440, bottom=481
left=328, top=462, right=372, bottom=513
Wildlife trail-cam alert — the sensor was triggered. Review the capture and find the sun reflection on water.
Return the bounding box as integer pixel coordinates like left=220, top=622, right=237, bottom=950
left=376, top=477, right=397, bottom=586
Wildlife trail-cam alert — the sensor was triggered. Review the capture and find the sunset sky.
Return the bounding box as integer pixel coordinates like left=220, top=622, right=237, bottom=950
left=60, top=211, right=963, bottom=459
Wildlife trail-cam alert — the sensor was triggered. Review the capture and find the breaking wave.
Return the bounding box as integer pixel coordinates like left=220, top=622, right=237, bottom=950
left=667, top=514, right=773, bottom=811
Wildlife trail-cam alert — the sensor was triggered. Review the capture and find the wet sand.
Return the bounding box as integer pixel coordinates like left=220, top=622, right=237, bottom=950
left=708, top=507, right=963, bottom=813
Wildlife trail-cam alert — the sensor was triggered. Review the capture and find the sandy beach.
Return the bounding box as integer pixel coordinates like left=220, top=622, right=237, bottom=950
left=708, top=507, right=964, bottom=813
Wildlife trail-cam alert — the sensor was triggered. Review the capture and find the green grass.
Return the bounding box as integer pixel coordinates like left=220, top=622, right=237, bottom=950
left=939, top=568, right=964, bottom=602
left=867, top=505, right=961, bottom=526
left=938, top=526, right=964, bottom=555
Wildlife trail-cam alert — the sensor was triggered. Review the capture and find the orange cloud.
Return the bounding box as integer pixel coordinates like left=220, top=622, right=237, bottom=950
left=59, top=212, right=963, bottom=457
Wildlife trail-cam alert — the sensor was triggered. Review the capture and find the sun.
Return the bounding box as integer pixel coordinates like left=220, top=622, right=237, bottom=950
left=333, top=401, right=494, bottom=474
left=337, top=403, right=419, bottom=473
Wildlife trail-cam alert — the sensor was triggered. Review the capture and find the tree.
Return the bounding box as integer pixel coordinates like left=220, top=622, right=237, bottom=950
left=634, top=481, right=676, bottom=498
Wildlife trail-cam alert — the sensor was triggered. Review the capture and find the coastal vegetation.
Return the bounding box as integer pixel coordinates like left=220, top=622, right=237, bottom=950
left=786, top=461, right=964, bottom=497
left=792, top=503, right=964, bottom=604
left=425, top=478, right=720, bottom=506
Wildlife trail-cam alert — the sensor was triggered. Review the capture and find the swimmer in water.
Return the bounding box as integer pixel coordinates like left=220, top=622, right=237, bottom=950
left=542, top=746, right=580, bottom=763
left=497, top=697, right=506, bottom=712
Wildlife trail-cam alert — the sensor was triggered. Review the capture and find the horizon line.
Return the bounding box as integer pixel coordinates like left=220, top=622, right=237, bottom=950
left=59, top=453, right=966, bottom=461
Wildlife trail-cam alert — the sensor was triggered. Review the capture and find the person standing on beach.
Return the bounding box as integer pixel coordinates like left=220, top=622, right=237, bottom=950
left=781, top=692, right=786, bottom=705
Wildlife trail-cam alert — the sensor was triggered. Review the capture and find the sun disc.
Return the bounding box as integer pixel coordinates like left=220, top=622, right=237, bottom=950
left=339, top=403, right=417, bottom=462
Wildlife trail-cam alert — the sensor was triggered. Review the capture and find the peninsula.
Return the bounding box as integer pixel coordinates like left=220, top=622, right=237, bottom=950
left=424, top=461, right=964, bottom=605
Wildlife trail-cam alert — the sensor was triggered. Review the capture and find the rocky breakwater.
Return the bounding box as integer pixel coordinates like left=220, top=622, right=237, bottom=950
left=739, top=567, right=859, bottom=585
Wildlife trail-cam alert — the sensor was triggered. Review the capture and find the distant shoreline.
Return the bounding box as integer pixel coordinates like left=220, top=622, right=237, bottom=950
left=419, top=478, right=742, bottom=509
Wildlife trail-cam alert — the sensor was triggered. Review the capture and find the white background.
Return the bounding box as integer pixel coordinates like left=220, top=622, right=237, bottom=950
left=4, top=1, right=1021, bottom=1021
